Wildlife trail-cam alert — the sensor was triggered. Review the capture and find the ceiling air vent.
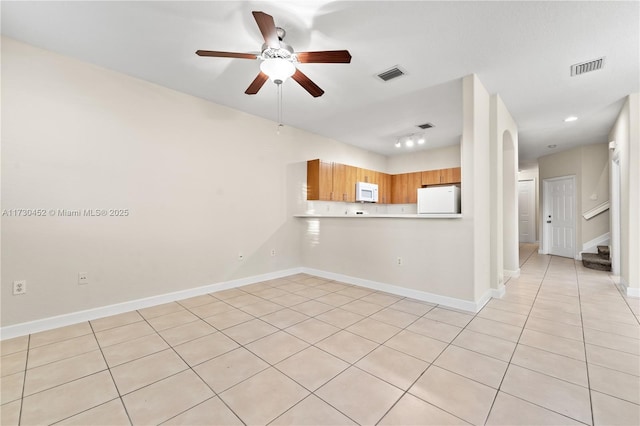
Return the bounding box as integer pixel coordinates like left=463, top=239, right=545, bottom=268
left=417, top=122, right=434, bottom=130
left=377, top=66, right=405, bottom=82
left=570, top=57, right=605, bottom=76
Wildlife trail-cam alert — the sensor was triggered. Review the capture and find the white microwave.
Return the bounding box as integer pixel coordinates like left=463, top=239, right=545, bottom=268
left=355, top=182, right=379, bottom=203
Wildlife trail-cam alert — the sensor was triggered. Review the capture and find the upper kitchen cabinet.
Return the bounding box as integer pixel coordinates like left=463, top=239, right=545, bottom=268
left=333, top=163, right=358, bottom=202
left=307, top=160, right=358, bottom=202
left=357, top=167, right=377, bottom=184
left=307, top=159, right=333, bottom=201
left=378, top=173, right=391, bottom=204
left=308, top=159, right=459, bottom=204
left=421, top=167, right=461, bottom=185
left=358, top=168, right=391, bottom=203
left=391, top=171, right=422, bottom=203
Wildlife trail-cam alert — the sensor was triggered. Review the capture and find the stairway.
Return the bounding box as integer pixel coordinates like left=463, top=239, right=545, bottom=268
left=582, top=245, right=611, bottom=271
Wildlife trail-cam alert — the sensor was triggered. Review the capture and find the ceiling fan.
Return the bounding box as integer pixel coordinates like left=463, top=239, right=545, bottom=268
left=196, top=11, right=352, bottom=98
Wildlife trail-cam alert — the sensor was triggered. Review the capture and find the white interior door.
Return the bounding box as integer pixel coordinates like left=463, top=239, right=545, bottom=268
left=518, top=179, right=536, bottom=243
left=544, top=176, right=576, bottom=258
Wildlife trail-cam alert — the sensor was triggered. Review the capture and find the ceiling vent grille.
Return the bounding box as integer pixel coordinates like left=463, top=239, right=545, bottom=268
left=570, top=57, right=605, bottom=76
left=377, top=66, right=405, bottom=82
left=417, top=122, right=434, bottom=129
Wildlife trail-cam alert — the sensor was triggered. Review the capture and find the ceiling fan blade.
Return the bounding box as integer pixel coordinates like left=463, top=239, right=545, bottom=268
left=296, top=50, right=352, bottom=64
left=292, top=69, right=324, bottom=97
left=252, top=11, right=280, bottom=49
left=245, top=72, right=269, bottom=95
left=196, top=50, right=257, bottom=60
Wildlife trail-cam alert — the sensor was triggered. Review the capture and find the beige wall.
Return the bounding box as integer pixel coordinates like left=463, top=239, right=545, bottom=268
left=301, top=75, right=501, bottom=304
left=1, top=38, right=390, bottom=325
left=581, top=143, right=610, bottom=243
left=609, top=94, right=640, bottom=293
left=1, top=39, right=515, bottom=329
left=462, top=75, right=492, bottom=300
left=386, top=144, right=461, bottom=174
left=490, top=95, right=519, bottom=283
left=538, top=143, right=610, bottom=255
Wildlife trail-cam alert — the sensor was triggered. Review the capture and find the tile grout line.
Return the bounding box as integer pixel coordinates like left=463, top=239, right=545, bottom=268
left=482, top=252, right=551, bottom=425
left=16, top=334, right=30, bottom=426
left=88, top=320, right=134, bottom=426
left=490, top=257, right=600, bottom=425
left=15, top=267, right=629, bottom=425
left=136, top=310, right=248, bottom=426
left=147, top=274, right=380, bottom=425
left=202, top=280, right=435, bottom=425
left=575, top=260, right=596, bottom=426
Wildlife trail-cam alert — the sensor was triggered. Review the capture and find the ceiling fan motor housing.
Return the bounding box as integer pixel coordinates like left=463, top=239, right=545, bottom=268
left=261, top=43, right=295, bottom=61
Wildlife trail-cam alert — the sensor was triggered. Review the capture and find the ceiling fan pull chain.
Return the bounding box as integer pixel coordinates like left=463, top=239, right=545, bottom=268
left=277, top=82, right=284, bottom=134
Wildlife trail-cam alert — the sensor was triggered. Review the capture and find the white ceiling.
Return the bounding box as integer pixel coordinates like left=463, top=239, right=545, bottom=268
left=2, top=1, right=638, bottom=165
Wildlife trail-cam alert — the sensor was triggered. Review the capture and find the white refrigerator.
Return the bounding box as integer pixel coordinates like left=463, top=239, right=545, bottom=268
left=417, top=186, right=461, bottom=214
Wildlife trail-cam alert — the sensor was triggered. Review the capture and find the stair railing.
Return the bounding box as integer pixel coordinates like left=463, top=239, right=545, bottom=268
left=582, top=201, right=610, bottom=220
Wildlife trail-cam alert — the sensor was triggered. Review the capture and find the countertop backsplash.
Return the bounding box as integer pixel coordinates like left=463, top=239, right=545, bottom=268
left=304, top=201, right=417, bottom=216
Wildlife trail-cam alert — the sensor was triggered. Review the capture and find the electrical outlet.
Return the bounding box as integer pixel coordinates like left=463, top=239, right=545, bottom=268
left=78, top=272, right=89, bottom=285
left=270, top=249, right=276, bottom=257
left=13, top=280, right=26, bottom=295
left=238, top=253, right=244, bottom=261
left=397, top=257, right=403, bottom=266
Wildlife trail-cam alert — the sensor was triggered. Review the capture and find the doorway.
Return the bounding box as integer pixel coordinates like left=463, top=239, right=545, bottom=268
left=518, top=179, right=536, bottom=243
left=543, top=176, right=576, bottom=258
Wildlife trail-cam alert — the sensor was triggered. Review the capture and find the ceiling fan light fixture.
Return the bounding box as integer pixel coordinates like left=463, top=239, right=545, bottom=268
left=260, top=58, right=295, bottom=84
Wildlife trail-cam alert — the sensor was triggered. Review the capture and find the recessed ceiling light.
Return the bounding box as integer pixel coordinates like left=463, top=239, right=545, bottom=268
left=548, top=144, right=557, bottom=148
left=564, top=116, right=578, bottom=122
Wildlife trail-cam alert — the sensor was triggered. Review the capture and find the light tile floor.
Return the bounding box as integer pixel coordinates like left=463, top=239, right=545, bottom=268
left=1, top=245, right=639, bottom=425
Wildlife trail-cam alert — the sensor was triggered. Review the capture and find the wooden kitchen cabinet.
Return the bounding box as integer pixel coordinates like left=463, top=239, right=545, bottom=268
left=441, top=167, right=461, bottom=184
left=378, top=173, right=391, bottom=204
left=357, top=168, right=391, bottom=204
left=307, top=159, right=333, bottom=201
left=391, top=172, right=422, bottom=203
left=390, top=173, right=407, bottom=204
left=308, top=159, right=459, bottom=204
left=421, top=169, right=441, bottom=185
left=357, top=167, right=377, bottom=184
left=421, top=167, right=461, bottom=185
left=307, top=160, right=358, bottom=202
left=407, top=172, right=422, bottom=203
left=333, top=163, right=358, bottom=202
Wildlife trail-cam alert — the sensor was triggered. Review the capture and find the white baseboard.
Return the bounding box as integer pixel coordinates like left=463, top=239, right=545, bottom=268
left=2, top=267, right=499, bottom=340
left=582, top=232, right=610, bottom=252
left=491, top=285, right=506, bottom=299
left=627, top=287, right=640, bottom=298
left=0, top=268, right=303, bottom=340
left=301, top=267, right=488, bottom=313
left=612, top=276, right=639, bottom=298
left=622, top=278, right=640, bottom=298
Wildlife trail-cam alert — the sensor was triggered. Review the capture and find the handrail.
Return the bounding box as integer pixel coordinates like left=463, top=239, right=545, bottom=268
left=583, top=201, right=610, bottom=220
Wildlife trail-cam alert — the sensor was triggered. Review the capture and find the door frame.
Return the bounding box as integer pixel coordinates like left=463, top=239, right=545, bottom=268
left=611, top=153, right=621, bottom=275
left=518, top=179, right=536, bottom=243
left=542, top=175, right=576, bottom=257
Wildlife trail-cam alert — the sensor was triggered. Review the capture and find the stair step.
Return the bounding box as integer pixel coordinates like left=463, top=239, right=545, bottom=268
left=597, top=245, right=610, bottom=256
left=582, top=252, right=611, bottom=271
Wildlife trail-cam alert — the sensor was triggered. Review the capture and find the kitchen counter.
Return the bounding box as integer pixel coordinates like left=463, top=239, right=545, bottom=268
left=294, top=213, right=463, bottom=219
